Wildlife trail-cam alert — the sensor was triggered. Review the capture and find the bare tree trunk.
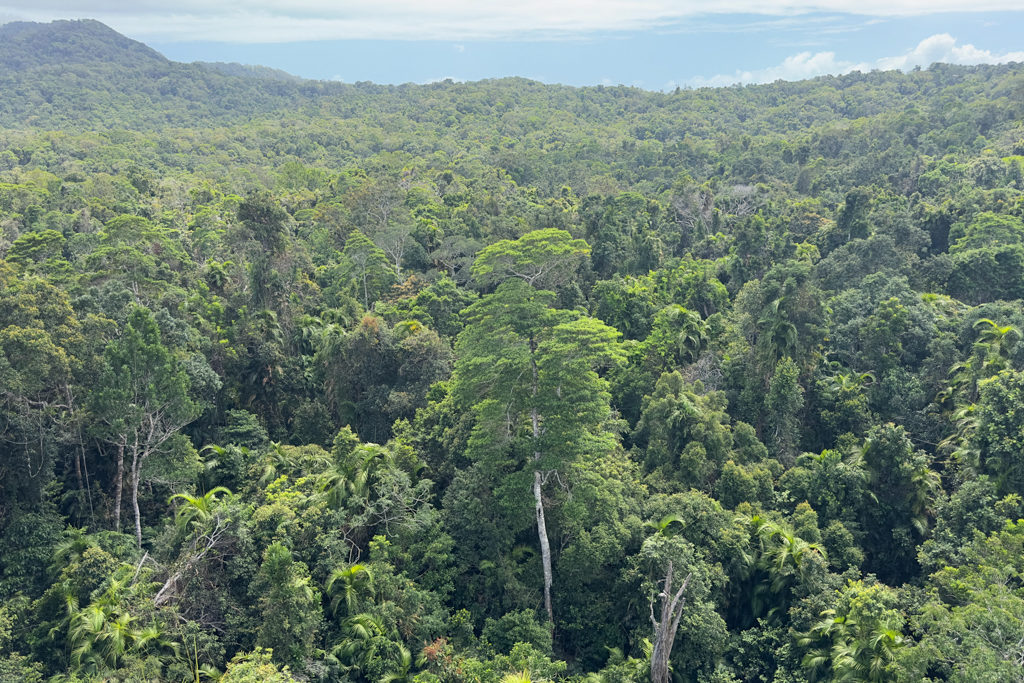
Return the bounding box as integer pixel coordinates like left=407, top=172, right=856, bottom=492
left=131, top=446, right=143, bottom=548
left=529, top=341, right=555, bottom=624
left=534, top=468, right=553, bottom=623
left=650, top=561, right=691, bottom=683
left=113, top=439, right=124, bottom=531
left=154, top=569, right=182, bottom=607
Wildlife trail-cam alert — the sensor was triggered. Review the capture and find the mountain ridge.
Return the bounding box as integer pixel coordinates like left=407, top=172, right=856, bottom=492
left=0, top=19, right=169, bottom=71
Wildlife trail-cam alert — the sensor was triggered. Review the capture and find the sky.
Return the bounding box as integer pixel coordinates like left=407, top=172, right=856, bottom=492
left=0, top=1, right=1021, bottom=89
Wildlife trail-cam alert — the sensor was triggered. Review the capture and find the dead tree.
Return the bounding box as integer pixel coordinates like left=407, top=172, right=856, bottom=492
left=154, top=515, right=230, bottom=607
left=649, top=560, right=692, bottom=683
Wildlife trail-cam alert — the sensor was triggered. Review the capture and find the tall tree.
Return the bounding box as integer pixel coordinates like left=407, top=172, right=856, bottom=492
left=237, top=191, right=289, bottom=309
left=974, top=369, right=1024, bottom=496
left=0, top=267, right=82, bottom=511
left=92, top=306, right=199, bottom=546
left=251, top=543, right=322, bottom=670
left=342, top=231, right=395, bottom=308
left=452, top=271, right=622, bottom=622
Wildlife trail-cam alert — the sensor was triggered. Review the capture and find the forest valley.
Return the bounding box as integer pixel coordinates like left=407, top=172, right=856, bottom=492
left=2, top=17, right=1024, bottom=683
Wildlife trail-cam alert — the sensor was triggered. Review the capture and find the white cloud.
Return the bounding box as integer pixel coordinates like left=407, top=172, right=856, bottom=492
left=0, top=1, right=1021, bottom=42
left=692, top=51, right=855, bottom=87
left=875, top=32, right=1024, bottom=69
left=691, top=33, right=1024, bottom=86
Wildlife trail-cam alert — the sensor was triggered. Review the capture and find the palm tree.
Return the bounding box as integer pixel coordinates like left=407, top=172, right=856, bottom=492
left=331, top=612, right=387, bottom=678
left=67, top=570, right=172, bottom=679
left=46, top=579, right=81, bottom=657
left=584, top=642, right=651, bottom=682
left=800, top=608, right=905, bottom=682
left=50, top=526, right=97, bottom=575
left=940, top=359, right=975, bottom=404
left=168, top=486, right=233, bottom=531
left=938, top=402, right=979, bottom=467
left=646, top=514, right=686, bottom=537
left=297, top=312, right=349, bottom=356
left=251, top=308, right=285, bottom=347
left=933, top=319, right=1014, bottom=467
left=380, top=643, right=413, bottom=683
left=393, top=319, right=423, bottom=340
left=68, top=603, right=113, bottom=674
left=655, top=304, right=708, bottom=364
left=102, top=611, right=136, bottom=670
left=941, top=319, right=1021, bottom=410
left=907, top=463, right=941, bottom=536
left=320, top=459, right=369, bottom=510
left=759, top=524, right=826, bottom=600
left=262, top=442, right=300, bottom=487
left=973, top=317, right=1020, bottom=372
left=758, top=296, right=799, bottom=362
left=319, top=443, right=392, bottom=510
left=130, top=621, right=180, bottom=670
left=674, top=308, right=708, bottom=363
left=822, top=371, right=875, bottom=400
left=326, top=564, right=374, bottom=617
left=733, top=514, right=826, bottom=623
left=260, top=442, right=334, bottom=488
left=199, top=444, right=227, bottom=484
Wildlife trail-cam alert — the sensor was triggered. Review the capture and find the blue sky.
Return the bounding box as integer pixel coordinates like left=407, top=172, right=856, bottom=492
left=1, top=2, right=1021, bottom=89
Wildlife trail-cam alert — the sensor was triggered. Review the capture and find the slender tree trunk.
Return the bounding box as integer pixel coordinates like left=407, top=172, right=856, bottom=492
left=129, top=426, right=147, bottom=548
left=650, top=561, right=691, bottom=683
left=113, top=439, right=124, bottom=531
left=131, top=446, right=143, bottom=548
left=529, top=337, right=555, bottom=623
left=534, top=468, right=553, bottom=623
left=393, top=245, right=403, bottom=277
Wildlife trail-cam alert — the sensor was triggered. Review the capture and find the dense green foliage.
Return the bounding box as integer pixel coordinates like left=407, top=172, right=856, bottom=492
left=2, top=18, right=1024, bottom=682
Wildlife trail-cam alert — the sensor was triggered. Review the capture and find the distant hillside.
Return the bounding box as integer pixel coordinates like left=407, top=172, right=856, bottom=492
left=0, top=19, right=345, bottom=129
left=196, top=61, right=304, bottom=82
left=0, top=19, right=168, bottom=72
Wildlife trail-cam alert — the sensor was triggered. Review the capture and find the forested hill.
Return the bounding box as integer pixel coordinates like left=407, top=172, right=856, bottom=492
left=0, top=19, right=168, bottom=71
left=3, top=18, right=1024, bottom=683
left=0, top=19, right=342, bottom=128
left=2, top=18, right=1023, bottom=141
